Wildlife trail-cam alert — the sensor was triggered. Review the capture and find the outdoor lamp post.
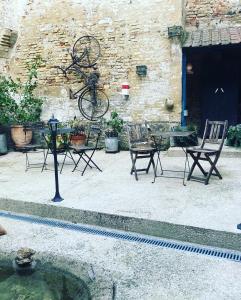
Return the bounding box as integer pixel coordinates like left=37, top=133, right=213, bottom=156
left=48, top=115, right=63, bottom=202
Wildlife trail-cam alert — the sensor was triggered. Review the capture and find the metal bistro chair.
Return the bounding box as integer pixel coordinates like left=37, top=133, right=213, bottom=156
left=18, top=122, right=46, bottom=172
left=71, top=125, right=102, bottom=176
left=126, top=124, right=156, bottom=181
left=187, top=120, right=228, bottom=185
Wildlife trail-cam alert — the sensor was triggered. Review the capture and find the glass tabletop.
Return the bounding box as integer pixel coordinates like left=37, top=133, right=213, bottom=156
left=151, top=131, right=195, bottom=138
left=39, top=127, right=74, bottom=134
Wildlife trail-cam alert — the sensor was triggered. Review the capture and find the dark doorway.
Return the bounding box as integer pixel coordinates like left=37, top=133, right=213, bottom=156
left=185, top=45, right=241, bottom=135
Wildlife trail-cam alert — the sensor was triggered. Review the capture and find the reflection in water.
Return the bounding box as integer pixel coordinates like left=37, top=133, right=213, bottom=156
left=0, top=255, right=91, bottom=300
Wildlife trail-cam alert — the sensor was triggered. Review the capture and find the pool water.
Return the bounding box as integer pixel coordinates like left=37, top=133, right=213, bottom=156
left=0, top=260, right=91, bottom=300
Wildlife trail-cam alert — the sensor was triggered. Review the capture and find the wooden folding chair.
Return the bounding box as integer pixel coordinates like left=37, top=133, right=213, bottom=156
left=126, top=124, right=156, bottom=181
left=187, top=120, right=228, bottom=185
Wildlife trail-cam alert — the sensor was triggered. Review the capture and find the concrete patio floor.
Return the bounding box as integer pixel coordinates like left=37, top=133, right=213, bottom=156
left=0, top=150, right=241, bottom=250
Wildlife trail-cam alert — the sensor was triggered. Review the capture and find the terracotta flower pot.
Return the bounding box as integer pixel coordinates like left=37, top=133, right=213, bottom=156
left=70, top=134, right=86, bottom=147
left=11, top=125, right=33, bottom=148
left=0, top=225, right=6, bottom=236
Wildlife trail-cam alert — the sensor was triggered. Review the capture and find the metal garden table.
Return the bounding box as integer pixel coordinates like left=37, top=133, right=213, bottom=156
left=151, top=131, right=195, bottom=186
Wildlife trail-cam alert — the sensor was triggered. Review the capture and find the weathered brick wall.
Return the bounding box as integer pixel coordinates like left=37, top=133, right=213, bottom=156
left=0, top=0, right=183, bottom=124
left=186, top=0, right=241, bottom=28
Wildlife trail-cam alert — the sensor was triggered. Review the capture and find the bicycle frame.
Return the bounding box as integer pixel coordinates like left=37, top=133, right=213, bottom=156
left=55, top=35, right=109, bottom=121
left=70, top=71, right=99, bottom=102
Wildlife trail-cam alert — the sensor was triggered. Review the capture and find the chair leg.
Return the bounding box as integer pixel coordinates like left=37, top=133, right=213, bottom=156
left=204, top=154, right=221, bottom=185
left=84, top=153, right=102, bottom=172
left=82, top=150, right=102, bottom=172
left=150, top=152, right=156, bottom=175
left=59, top=150, right=77, bottom=174
left=187, top=152, right=199, bottom=180
left=182, top=151, right=188, bottom=186
left=42, top=149, right=46, bottom=165
left=25, top=152, right=29, bottom=172
left=130, top=152, right=135, bottom=174
left=145, top=155, right=153, bottom=173
left=187, top=152, right=207, bottom=180
left=81, top=155, right=93, bottom=168
left=72, top=153, right=83, bottom=172
left=60, top=151, right=68, bottom=174
left=205, top=154, right=222, bottom=178
left=41, top=149, right=49, bottom=172
left=81, top=151, right=102, bottom=176
left=156, top=151, right=163, bottom=174
left=153, top=151, right=163, bottom=183
left=130, top=152, right=138, bottom=180
left=68, top=150, right=77, bottom=168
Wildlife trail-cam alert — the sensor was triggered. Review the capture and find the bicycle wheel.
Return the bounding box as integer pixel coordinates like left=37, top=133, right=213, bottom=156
left=72, top=36, right=100, bottom=68
left=78, top=88, right=109, bottom=121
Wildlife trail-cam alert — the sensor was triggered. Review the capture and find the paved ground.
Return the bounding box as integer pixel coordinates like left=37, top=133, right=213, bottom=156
left=0, top=216, right=241, bottom=300
left=0, top=151, right=240, bottom=235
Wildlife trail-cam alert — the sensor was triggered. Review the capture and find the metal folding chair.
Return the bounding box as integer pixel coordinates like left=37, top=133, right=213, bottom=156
left=187, top=120, right=228, bottom=185
left=126, top=124, right=156, bottom=181
left=71, top=125, right=102, bottom=176
left=18, top=122, right=46, bottom=172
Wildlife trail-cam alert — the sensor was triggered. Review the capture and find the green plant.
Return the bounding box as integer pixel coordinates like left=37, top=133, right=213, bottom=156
left=226, top=124, right=241, bottom=147
left=172, top=123, right=198, bottom=147
left=105, top=111, right=124, bottom=137
left=68, top=116, right=85, bottom=136
left=45, top=133, right=70, bottom=150
left=0, top=56, right=44, bottom=126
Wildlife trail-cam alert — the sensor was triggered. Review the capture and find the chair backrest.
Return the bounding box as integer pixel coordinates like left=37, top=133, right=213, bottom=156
left=126, top=124, right=149, bottom=148
left=85, top=125, right=102, bottom=148
left=201, top=120, right=228, bottom=151
left=23, top=122, right=46, bottom=145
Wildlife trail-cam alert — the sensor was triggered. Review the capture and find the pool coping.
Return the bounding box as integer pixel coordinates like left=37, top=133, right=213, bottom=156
left=0, top=197, right=241, bottom=252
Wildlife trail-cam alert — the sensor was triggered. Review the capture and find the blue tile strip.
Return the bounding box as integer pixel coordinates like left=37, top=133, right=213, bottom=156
left=0, top=210, right=240, bottom=263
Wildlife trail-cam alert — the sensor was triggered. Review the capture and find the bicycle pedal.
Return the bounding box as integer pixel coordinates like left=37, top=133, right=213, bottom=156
left=69, top=89, right=76, bottom=99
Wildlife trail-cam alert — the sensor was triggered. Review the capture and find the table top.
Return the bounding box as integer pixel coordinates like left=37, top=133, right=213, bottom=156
left=39, top=127, right=74, bottom=134
left=151, top=131, right=195, bottom=138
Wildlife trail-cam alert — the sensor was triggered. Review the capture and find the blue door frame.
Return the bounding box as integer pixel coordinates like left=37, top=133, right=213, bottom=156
left=181, top=50, right=187, bottom=127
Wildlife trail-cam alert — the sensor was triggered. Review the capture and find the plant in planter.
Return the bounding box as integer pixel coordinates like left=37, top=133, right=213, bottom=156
left=0, top=125, right=8, bottom=154
left=45, top=130, right=70, bottom=151
left=0, top=56, right=44, bottom=148
left=171, top=123, right=198, bottom=147
left=69, top=117, right=86, bottom=147
left=226, top=124, right=241, bottom=147
left=104, top=111, right=124, bottom=153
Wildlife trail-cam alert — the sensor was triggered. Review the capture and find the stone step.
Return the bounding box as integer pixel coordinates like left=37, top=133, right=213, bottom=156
left=0, top=198, right=240, bottom=252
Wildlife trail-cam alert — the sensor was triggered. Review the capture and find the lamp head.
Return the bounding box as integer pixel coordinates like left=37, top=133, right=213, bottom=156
left=48, top=114, right=59, bottom=133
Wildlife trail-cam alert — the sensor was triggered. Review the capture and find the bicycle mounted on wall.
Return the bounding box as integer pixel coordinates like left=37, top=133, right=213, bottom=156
left=56, top=36, right=109, bottom=121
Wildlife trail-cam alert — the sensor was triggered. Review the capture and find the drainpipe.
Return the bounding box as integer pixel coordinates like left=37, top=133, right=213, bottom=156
left=181, top=50, right=187, bottom=127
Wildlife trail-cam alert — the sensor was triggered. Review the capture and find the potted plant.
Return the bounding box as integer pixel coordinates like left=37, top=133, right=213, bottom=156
left=69, top=117, right=86, bottom=147
left=226, top=124, right=241, bottom=147
left=104, top=111, right=124, bottom=153
left=171, top=123, right=198, bottom=147
left=0, top=125, right=8, bottom=154
left=0, top=56, right=44, bottom=148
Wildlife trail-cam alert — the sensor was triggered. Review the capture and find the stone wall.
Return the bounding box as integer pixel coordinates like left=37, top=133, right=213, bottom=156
left=185, top=0, right=241, bottom=28
left=0, top=0, right=183, bottom=124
